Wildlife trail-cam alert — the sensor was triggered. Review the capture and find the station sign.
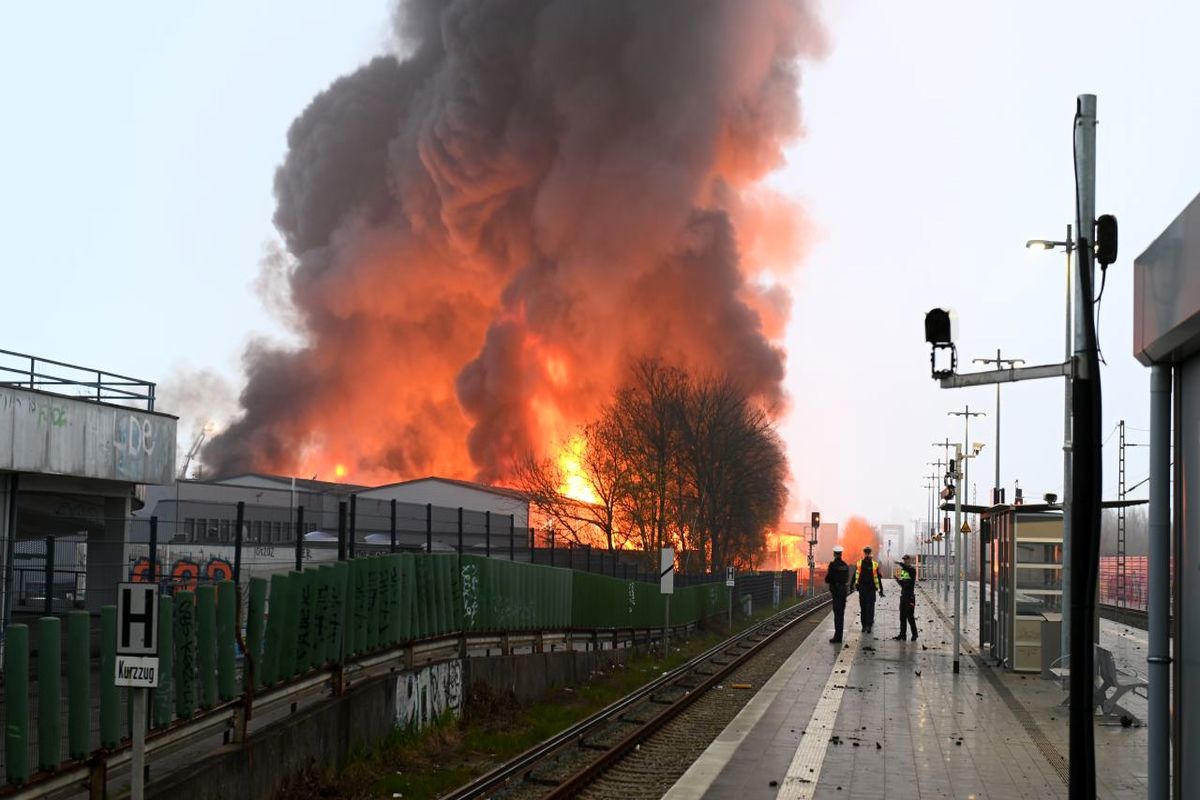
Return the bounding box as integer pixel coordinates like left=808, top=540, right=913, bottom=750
left=115, top=582, right=159, bottom=687
left=725, top=566, right=735, bottom=587
left=115, top=655, right=160, bottom=688
left=117, top=582, right=159, bottom=655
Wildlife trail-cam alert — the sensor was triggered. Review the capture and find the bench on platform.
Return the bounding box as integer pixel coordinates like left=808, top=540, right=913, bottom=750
left=1048, top=647, right=1147, bottom=725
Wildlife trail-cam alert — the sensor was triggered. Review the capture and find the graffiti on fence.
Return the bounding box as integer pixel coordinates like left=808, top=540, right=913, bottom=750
left=395, top=659, right=463, bottom=731
left=461, top=564, right=480, bottom=628
left=125, top=543, right=337, bottom=588
left=129, top=555, right=235, bottom=590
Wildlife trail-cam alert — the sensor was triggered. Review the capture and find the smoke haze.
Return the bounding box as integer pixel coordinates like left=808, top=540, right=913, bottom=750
left=203, top=0, right=826, bottom=484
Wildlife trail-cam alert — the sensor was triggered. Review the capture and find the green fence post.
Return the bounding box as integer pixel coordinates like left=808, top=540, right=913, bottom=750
left=153, top=595, right=174, bottom=729
left=37, top=617, right=62, bottom=771
left=174, top=591, right=196, bottom=719
left=386, top=556, right=402, bottom=646
left=196, top=585, right=217, bottom=709
left=365, top=557, right=380, bottom=651
left=261, top=574, right=287, bottom=685
left=348, top=559, right=364, bottom=656
left=246, top=578, right=268, bottom=689
left=332, top=561, right=349, bottom=664
left=314, top=566, right=333, bottom=666
left=67, top=611, right=90, bottom=759
left=294, top=569, right=314, bottom=674
left=217, top=581, right=237, bottom=700
left=4, top=623, right=29, bottom=784
left=100, top=606, right=121, bottom=747
left=278, top=572, right=302, bottom=680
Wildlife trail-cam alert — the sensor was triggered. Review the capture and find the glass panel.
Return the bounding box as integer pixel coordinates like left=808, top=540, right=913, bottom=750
left=1016, top=567, right=1063, bottom=591
left=1015, top=591, right=1063, bottom=616
left=1016, top=541, right=1062, bottom=565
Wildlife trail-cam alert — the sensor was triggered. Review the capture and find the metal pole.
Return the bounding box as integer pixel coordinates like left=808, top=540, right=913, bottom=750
left=953, top=444, right=963, bottom=674
left=949, top=407, right=984, bottom=611
left=485, top=511, right=491, bottom=559
left=294, top=506, right=304, bottom=572
left=233, top=502, right=244, bottom=584
left=130, top=688, right=146, bottom=799
left=1062, top=222, right=1075, bottom=670
left=44, top=534, right=55, bottom=616
left=389, top=499, right=397, bottom=554
left=5, top=473, right=20, bottom=640
left=1148, top=365, right=1170, bottom=800
left=457, top=507, right=463, bottom=576
left=664, top=594, right=670, bottom=655
left=425, top=503, right=432, bottom=554
left=348, top=494, right=357, bottom=560
left=337, top=502, right=347, bottom=562
left=1068, top=92, right=1098, bottom=800
left=510, top=514, right=515, bottom=562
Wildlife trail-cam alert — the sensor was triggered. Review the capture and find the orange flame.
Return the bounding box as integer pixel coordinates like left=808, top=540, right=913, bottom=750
left=557, top=435, right=600, bottom=504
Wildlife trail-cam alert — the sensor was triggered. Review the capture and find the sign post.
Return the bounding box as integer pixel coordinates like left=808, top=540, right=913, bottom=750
left=116, top=582, right=160, bottom=800
left=725, top=566, right=735, bottom=632
left=660, top=548, right=674, bottom=654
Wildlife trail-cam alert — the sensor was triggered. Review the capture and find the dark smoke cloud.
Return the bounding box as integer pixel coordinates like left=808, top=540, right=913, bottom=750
left=204, top=0, right=826, bottom=485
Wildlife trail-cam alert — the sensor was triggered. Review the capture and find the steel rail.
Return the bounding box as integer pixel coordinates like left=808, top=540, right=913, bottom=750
left=442, top=595, right=831, bottom=800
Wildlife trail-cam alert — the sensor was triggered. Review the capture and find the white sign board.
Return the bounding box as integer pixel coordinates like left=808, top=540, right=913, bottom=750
left=725, top=566, right=735, bottom=587
left=115, top=655, right=160, bottom=688
left=660, top=548, right=674, bottom=595
left=116, top=582, right=159, bottom=656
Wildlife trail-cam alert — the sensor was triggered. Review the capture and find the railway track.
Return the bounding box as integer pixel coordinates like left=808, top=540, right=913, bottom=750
left=443, top=594, right=832, bottom=800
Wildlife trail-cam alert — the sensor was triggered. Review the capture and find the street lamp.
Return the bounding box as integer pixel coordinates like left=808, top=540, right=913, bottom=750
left=1026, top=225, right=1075, bottom=667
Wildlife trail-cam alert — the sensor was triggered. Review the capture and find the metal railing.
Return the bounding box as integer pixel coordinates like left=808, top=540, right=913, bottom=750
left=0, top=348, right=156, bottom=410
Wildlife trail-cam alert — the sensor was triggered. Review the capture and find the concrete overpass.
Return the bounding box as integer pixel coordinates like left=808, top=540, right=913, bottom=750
left=0, top=351, right=176, bottom=626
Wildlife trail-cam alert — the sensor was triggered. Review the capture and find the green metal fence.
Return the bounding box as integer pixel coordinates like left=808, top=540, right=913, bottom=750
left=2, top=553, right=728, bottom=786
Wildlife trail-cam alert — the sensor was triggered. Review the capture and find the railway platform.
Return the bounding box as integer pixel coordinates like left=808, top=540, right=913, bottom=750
left=665, top=582, right=1149, bottom=799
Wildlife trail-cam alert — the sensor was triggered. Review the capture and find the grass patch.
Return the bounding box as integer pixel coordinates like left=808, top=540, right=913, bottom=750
left=284, top=597, right=806, bottom=799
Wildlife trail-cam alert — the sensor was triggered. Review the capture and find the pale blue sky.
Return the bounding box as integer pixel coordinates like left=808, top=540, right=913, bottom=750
left=3, top=1, right=1195, bottom=532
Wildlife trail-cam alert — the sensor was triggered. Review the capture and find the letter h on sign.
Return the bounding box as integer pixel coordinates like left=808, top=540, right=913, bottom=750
left=117, top=583, right=159, bottom=656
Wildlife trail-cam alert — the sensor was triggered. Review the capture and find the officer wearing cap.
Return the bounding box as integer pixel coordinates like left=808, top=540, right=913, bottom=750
left=892, top=554, right=919, bottom=641
left=825, top=545, right=851, bottom=643
left=853, top=546, right=883, bottom=634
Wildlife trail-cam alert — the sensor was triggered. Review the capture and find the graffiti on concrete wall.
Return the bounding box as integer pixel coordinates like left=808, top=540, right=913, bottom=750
left=395, top=659, right=463, bottom=731
left=113, top=412, right=173, bottom=483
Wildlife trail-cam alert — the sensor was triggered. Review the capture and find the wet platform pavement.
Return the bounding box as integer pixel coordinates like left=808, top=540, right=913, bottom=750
left=665, top=580, right=1150, bottom=800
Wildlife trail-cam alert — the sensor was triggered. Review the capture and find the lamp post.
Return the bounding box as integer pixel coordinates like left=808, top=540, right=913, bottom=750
left=1025, top=224, right=1075, bottom=678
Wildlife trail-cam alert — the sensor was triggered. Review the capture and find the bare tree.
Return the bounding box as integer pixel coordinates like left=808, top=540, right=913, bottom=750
left=511, top=414, right=632, bottom=550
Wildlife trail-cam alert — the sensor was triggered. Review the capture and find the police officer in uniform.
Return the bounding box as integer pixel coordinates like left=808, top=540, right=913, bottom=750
left=854, top=546, right=883, bottom=633
left=825, top=545, right=851, bottom=643
left=892, top=554, right=919, bottom=641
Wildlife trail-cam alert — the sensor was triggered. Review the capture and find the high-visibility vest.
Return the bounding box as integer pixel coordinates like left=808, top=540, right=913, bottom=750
left=854, top=558, right=882, bottom=591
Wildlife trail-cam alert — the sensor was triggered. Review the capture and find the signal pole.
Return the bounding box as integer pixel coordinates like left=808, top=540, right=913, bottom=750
left=932, top=440, right=954, bottom=601
left=949, top=406, right=985, bottom=617
left=929, top=459, right=946, bottom=597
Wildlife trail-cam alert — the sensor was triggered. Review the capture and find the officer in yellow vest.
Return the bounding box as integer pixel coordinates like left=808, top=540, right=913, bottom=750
left=853, top=546, right=883, bottom=634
